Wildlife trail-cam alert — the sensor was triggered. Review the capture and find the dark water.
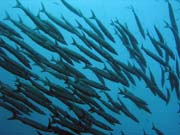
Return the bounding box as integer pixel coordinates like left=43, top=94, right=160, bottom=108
left=0, top=0, right=180, bottom=135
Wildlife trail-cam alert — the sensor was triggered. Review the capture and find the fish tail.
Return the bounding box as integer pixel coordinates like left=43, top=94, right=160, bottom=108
left=164, top=20, right=170, bottom=28
left=152, top=123, right=155, bottom=130
left=44, top=77, right=50, bottom=86
left=118, top=89, right=124, bottom=95
left=71, top=37, right=77, bottom=45
left=17, top=15, right=23, bottom=24
left=47, top=118, right=52, bottom=129
left=110, top=19, right=114, bottom=26
left=76, top=20, right=83, bottom=29
left=40, top=2, right=46, bottom=13
left=3, top=11, right=11, bottom=21
left=90, top=10, right=96, bottom=19
left=13, top=0, right=22, bottom=9
left=7, top=111, right=17, bottom=120
left=82, top=63, right=90, bottom=69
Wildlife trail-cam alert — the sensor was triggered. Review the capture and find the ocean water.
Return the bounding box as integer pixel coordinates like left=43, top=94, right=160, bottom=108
left=0, top=0, right=180, bottom=135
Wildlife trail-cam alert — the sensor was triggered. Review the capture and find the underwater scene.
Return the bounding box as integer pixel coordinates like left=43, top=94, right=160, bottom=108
left=0, top=0, right=180, bottom=135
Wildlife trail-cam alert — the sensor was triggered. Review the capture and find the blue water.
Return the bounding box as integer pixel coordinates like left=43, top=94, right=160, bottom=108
left=0, top=0, right=180, bottom=135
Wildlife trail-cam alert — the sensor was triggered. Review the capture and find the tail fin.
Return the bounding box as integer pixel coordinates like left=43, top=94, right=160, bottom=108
left=7, top=111, right=17, bottom=120
left=110, top=20, right=114, bottom=26
left=3, top=11, right=11, bottom=21
left=40, top=2, right=46, bottom=13
left=44, top=77, right=50, bottom=86
left=90, top=10, right=96, bottom=19
left=13, top=0, right=22, bottom=9
left=47, top=118, right=52, bottom=129
left=71, top=37, right=77, bottom=45
left=118, top=88, right=124, bottom=95
left=166, top=88, right=170, bottom=105
left=164, top=20, right=170, bottom=28
left=152, top=123, right=155, bottom=130
left=17, top=15, right=23, bottom=24
left=76, top=20, right=83, bottom=29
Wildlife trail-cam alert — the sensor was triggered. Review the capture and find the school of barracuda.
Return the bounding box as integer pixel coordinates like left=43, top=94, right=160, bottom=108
left=0, top=0, right=179, bottom=135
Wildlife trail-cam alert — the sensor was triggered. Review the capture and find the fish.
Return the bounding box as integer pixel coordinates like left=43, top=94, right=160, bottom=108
left=117, top=97, right=139, bottom=123
left=160, top=66, right=166, bottom=87
left=90, top=10, right=115, bottom=42
left=147, top=31, right=163, bottom=57
left=40, top=3, right=78, bottom=34
left=13, top=0, right=66, bottom=44
left=99, top=98, right=120, bottom=114
left=167, top=1, right=178, bottom=34
left=79, top=78, right=110, bottom=91
left=0, top=53, right=38, bottom=80
left=8, top=112, right=52, bottom=132
left=153, top=39, right=175, bottom=60
left=38, top=17, right=67, bottom=44
left=72, top=88, right=104, bottom=111
left=141, top=45, right=169, bottom=68
left=76, top=20, right=117, bottom=55
left=130, top=6, right=145, bottom=39
left=177, top=102, right=180, bottom=113
left=175, top=58, right=180, bottom=78
left=71, top=37, right=103, bottom=63
left=154, top=25, right=165, bottom=44
left=65, top=77, right=100, bottom=99
left=166, top=88, right=171, bottom=105
left=0, top=38, right=31, bottom=69
left=57, top=44, right=92, bottom=66
left=1, top=81, right=45, bottom=115
left=152, top=123, right=165, bottom=135
left=62, top=100, right=111, bottom=132
left=79, top=11, right=104, bottom=39
left=0, top=100, right=22, bottom=115
left=0, top=95, right=32, bottom=115
left=168, top=69, right=179, bottom=100
left=119, top=88, right=151, bottom=114
left=48, top=120, right=74, bottom=135
left=89, top=105, right=120, bottom=125
left=164, top=21, right=180, bottom=57
left=114, top=19, right=138, bottom=48
left=60, top=0, right=81, bottom=17
left=0, top=21, right=23, bottom=39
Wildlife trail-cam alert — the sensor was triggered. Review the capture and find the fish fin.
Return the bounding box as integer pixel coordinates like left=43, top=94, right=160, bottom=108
left=78, top=9, right=83, bottom=17
left=36, top=10, right=41, bottom=19
left=152, top=123, right=155, bottom=130
left=71, top=37, right=77, bottom=45
left=89, top=10, right=96, bottom=19
left=75, top=20, right=83, bottom=29
left=7, top=111, right=17, bottom=120
left=88, top=106, right=95, bottom=113
left=3, top=11, right=11, bottom=20
left=17, top=15, right=23, bottom=24
left=110, top=19, right=114, bottom=26
left=141, top=44, right=145, bottom=50
left=41, top=66, right=47, bottom=72
left=82, top=64, right=90, bottom=69
left=40, top=2, right=46, bottom=13
left=51, top=56, right=56, bottom=62
left=43, top=77, right=50, bottom=86
left=103, top=63, right=107, bottom=70
left=166, top=88, right=170, bottom=105
left=164, top=20, right=170, bottom=28
left=13, top=0, right=22, bottom=9
left=60, top=14, right=65, bottom=21
left=64, top=76, right=69, bottom=84
left=36, top=131, right=43, bottom=135
left=47, top=118, right=52, bottom=129
left=118, top=88, right=124, bottom=95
